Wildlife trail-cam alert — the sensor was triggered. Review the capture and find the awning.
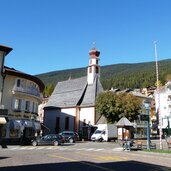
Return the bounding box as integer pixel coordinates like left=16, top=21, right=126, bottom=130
left=24, top=120, right=33, bottom=127
left=9, top=120, right=21, bottom=129
left=0, top=117, right=6, bottom=124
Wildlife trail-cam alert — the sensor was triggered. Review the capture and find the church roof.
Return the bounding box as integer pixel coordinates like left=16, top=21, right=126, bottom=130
left=80, top=76, right=103, bottom=107
left=45, top=75, right=103, bottom=108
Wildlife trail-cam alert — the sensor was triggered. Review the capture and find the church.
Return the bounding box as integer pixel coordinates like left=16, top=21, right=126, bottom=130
left=44, top=47, right=103, bottom=135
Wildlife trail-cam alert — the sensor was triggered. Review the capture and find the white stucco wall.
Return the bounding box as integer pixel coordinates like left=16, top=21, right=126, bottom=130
left=61, top=108, right=76, bottom=117
left=155, top=86, right=171, bottom=128
left=79, top=107, right=95, bottom=126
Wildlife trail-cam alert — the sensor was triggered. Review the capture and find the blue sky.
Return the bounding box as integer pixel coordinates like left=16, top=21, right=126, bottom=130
left=1, top=0, right=171, bottom=75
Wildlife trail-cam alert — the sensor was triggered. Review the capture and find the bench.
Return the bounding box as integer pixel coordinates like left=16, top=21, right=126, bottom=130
left=133, top=140, right=156, bottom=150
left=118, top=139, right=156, bottom=150
left=165, top=137, right=171, bottom=149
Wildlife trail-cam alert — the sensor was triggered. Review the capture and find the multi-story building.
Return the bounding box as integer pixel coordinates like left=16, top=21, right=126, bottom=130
left=110, top=88, right=154, bottom=138
left=0, top=44, right=44, bottom=144
left=155, top=81, right=171, bottom=135
left=0, top=45, right=13, bottom=132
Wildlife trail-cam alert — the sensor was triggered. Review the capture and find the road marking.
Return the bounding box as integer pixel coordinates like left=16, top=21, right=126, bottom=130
left=59, top=147, right=68, bottom=150
left=48, top=154, right=116, bottom=171
left=112, top=147, right=123, bottom=151
left=97, top=156, right=128, bottom=161
left=85, top=148, right=96, bottom=151
left=75, top=151, right=128, bottom=162
left=75, top=148, right=86, bottom=151
left=10, top=147, right=18, bottom=150
left=94, top=148, right=104, bottom=151
left=36, top=147, right=45, bottom=149
left=6, top=146, right=120, bottom=153
left=27, top=147, right=35, bottom=150
left=19, top=147, right=28, bottom=150
left=67, top=148, right=76, bottom=151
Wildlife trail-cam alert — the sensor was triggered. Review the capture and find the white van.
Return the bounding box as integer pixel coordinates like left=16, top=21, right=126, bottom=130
left=91, top=124, right=117, bottom=142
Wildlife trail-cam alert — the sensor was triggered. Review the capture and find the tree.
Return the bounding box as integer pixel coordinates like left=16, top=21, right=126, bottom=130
left=96, top=91, right=142, bottom=123
left=165, top=74, right=171, bottom=82
left=43, top=84, right=55, bottom=97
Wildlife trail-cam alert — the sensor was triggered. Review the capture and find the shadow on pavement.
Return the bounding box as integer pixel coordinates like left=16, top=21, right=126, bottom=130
left=0, top=160, right=170, bottom=171
left=0, top=157, right=10, bottom=160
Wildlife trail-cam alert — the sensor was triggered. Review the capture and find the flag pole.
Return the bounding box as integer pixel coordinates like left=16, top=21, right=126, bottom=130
left=154, top=41, right=163, bottom=150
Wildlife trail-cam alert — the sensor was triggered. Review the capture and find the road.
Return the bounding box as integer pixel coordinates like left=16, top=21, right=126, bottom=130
left=0, top=141, right=171, bottom=171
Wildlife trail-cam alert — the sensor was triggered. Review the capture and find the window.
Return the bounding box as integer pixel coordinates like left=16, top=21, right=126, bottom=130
left=56, top=117, right=60, bottom=133
left=32, top=102, right=35, bottom=113
left=16, top=79, right=21, bottom=87
left=14, top=99, right=22, bottom=111
left=65, top=117, right=69, bottom=130
left=35, top=103, right=38, bottom=113
left=25, top=101, right=30, bottom=112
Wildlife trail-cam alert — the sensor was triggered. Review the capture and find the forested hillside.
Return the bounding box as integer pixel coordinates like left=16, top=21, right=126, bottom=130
left=36, top=59, right=171, bottom=90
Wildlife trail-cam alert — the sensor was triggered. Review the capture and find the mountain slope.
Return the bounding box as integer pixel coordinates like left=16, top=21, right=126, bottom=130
left=36, top=59, right=171, bottom=90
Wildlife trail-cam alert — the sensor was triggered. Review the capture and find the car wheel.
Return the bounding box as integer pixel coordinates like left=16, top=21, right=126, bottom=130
left=32, top=141, right=37, bottom=146
left=53, top=141, right=59, bottom=146
left=69, top=138, right=74, bottom=143
left=99, top=138, right=103, bottom=142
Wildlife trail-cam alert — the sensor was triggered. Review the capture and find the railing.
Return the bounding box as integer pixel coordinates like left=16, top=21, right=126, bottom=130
left=12, top=86, right=42, bottom=98
left=133, top=120, right=146, bottom=127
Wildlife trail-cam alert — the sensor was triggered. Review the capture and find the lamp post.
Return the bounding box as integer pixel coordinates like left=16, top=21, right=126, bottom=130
left=144, top=100, right=151, bottom=150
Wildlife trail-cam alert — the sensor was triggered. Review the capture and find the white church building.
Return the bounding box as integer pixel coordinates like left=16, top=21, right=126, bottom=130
left=44, top=47, right=103, bottom=135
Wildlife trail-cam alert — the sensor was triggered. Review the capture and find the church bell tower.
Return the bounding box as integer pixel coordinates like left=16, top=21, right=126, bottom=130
left=87, top=45, right=100, bottom=85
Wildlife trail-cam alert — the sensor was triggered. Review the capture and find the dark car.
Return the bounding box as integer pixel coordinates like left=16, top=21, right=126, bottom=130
left=59, top=131, right=79, bottom=143
left=31, top=134, right=64, bottom=146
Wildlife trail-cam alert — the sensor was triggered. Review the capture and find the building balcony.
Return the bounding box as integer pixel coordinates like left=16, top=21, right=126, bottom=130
left=12, top=86, right=42, bottom=99
left=133, top=120, right=147, bottom=128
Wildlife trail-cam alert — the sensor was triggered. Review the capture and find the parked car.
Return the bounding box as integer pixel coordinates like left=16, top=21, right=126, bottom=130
left=31, top=134, right=64, bottom=146
left=59, top=131, right=79, bottom=143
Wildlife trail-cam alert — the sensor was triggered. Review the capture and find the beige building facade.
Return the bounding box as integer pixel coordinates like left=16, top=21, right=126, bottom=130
left=0, top=44, right=44, bottom=144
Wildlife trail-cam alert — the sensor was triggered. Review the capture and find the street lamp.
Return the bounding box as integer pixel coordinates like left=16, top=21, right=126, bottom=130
left=144, top=100, right=151, bottom=150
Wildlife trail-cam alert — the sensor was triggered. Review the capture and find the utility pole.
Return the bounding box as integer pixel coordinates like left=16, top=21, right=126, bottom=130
left=154, top=41, right=163, bottom=150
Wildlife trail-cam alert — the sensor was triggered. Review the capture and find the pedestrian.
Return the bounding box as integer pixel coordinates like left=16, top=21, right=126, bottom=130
left=123, top=136, right=131, bottom=151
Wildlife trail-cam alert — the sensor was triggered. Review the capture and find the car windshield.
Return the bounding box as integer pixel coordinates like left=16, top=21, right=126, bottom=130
left=94, top=130, right=103, bottom=134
